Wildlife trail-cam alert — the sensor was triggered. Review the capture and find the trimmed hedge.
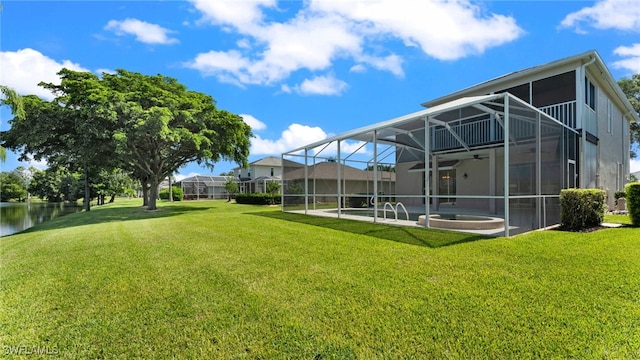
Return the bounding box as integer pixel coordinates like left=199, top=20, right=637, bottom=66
left=560, top=189, right=605, bottom=231
left=625, top=182, right=640, bottom=227
left=235, top=193, right=281, bottom=205
left=159, top=186, right=183, bottom=201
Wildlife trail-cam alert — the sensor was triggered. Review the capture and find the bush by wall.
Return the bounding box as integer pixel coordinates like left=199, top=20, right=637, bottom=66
left=560, top=189, right=605, bottom=231
left=159, top=186, right=184, bottom=201
left=614, top=190, right=626, bottom=205
left=625, top=182, right=640, bottom=227
left=235, top=193, right=281, bottom=205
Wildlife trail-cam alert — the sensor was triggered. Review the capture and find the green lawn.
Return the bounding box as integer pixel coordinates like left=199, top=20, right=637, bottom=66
left=1, top=200, right=639, bottom=359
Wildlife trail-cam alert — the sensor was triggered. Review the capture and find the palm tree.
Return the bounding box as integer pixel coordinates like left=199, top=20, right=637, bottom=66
left=0, top=85, right=25, bottom=162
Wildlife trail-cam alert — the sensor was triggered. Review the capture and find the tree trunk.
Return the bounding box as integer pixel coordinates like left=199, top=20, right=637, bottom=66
left=109, top=194, right=115, bottom=203
left=83, top=166, right=91, bottom=212
left=141, top=179, right=149, bottom=207
left=169, top=175, right=173, bottom=202
left=147, top=177, right=159, bottom=210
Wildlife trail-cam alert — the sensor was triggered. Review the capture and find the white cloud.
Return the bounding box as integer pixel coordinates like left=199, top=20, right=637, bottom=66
left=23, top=155, right=48, bottom=170
left=631, top=158, right=640, bottom=173
left=186, top=13, right=362, bottom=86
left=174, top=172, right=201, bottom=182
left=186, top=50, right=251, bottom=86
left=236, top=38, right=252, bottom=49
left=251, top=123, right=329, bottom=154
left=356, top=54, right=403, bottom=77
left=310, top=0, right=523, bottom=60
left=560, top=0, right=640, bottom=33
left=294, top=75, right=348, bottom=96
left=0, top=48, right=89, bottom=100
left=190, top=0, right=276, bottom=31
left=186, top=0, right=522, bottom=90
left=612, top=44, right=640, bottom=73
left=280, top=84, right=292, bottom=94
left=350, top=64, right=367, bottom=73
left=240, top=114, right=267, bottom=131
left=105, top=18, right=179, bottom=45
left=249, top=122, right=369, bottom=158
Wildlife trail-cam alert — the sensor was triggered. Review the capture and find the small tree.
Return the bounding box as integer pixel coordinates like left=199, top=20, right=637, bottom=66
left=224, top=178, right=238, bottom=202
left=266, top=180, right=281, bottom=205
left=0, top=172, right=28, bottom=201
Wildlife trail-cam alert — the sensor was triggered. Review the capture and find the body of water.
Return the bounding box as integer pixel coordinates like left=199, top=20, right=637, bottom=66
left=0, top=202, right=83, bottom=237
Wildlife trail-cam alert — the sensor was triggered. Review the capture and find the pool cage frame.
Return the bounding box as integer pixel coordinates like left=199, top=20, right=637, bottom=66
left=281, top=93, right=579, bottom=236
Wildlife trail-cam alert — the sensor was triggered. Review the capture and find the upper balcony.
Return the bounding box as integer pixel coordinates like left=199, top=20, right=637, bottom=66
left=430, top=101, right=577, bottom=152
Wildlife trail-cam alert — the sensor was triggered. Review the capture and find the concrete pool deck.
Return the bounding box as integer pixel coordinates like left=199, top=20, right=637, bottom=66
left=288, top=207, right=513, bottom=237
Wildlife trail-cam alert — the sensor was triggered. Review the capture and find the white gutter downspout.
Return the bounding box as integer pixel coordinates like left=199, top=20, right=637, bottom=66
left=579, top=55, right=596, bottom=188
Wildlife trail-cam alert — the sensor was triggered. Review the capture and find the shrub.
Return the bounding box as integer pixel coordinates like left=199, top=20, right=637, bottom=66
left=625, top=182, right=640, bottom=227
left=159, top=186, right=183, bottom=201
left=560, top=189, right=605, bottom=231
left=235, top=193, right=280, bottom=205
left=614, top=190, right=626, bottom=205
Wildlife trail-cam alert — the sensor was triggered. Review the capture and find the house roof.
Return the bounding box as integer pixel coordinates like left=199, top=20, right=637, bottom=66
left=233, top=156, right=304, bottom=170
left=177, top=175, right=232, bottom=185
left=240, top=175, right=281, bottom=183
left=421, top=50, right=639, bottom=124
left=250, top=156, right=282, bottom=167
left=285, top=161, right=396, bottom=182
left=284, top=94, right=500, bottom=154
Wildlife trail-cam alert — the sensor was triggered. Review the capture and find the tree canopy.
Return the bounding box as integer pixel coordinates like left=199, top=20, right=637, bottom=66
left=1, top=85, right=25, bottom=162
left=1, top=68, right=252, bottom=210
left=618, top=74, right=640, bottom=158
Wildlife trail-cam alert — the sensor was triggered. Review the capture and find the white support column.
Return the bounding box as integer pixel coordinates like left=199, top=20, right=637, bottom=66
left=312, top=155, right=317, bottom=210
left=337, top=140, right=342, bottom=218
left=504, top=94, right=510, bottom=237
left=576, top=67, right=585, bottom=188
left=489, top=148, right=496, bottom=214
left=424, top=117, right=430, bottom=228
left=373, top=131, right=378, bottom=223
left=304, top=150, right=309, bottom=214
left=536, top=112, right=542, bottom=229
left=432, top=154, right=439, bottom=211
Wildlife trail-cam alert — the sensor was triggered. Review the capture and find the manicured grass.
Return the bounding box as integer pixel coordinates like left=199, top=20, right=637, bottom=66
left=1, top=200, right=639, bottom=358
left=605, top=213, right=634, bottom=225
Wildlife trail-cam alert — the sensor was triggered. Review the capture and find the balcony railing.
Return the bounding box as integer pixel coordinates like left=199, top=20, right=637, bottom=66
left=539, top=101, right=577, bottom=128
left=431, top=100, right=577, bottom=152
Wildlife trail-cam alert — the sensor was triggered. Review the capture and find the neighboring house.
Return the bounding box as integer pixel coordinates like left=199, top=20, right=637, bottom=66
left=283, top=161, right=396, bottom=206
left=233, top=156, right=304, bottom=194
left=282, top=50, right=639, bottom=236
left=176, top=175, right=233, bottom=200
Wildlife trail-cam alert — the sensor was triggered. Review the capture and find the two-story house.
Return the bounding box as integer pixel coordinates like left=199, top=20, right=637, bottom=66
left=282, top=50, right=638, bottom=236
left=234, top=156, right=305, bottom=194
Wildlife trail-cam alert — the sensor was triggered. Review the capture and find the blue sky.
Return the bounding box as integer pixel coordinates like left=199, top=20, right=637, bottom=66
left=1, top=0, right=639, bottom=179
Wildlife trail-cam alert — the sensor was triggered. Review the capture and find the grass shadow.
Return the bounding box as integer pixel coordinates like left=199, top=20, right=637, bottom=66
left=12, top=203, right=214, bottom=236
left=249, top=211, right=491, bottom=248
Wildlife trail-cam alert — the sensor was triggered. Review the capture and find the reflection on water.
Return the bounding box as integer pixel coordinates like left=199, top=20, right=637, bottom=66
left=0, top=202, right=83, bottom=237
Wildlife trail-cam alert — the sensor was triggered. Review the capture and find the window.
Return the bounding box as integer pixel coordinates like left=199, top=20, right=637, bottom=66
left=270, top=167, right=274, bottom=176
left=585, top=77, right=596, bottom=111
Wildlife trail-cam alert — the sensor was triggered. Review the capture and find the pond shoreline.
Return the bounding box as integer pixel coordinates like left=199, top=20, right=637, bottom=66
left=0, top=201, right=83, bottom=237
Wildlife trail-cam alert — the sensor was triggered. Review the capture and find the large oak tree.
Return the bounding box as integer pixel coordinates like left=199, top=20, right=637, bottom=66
left=2, top=68, right=252, bottom=211
left=102, top=69, right=252, bottom=210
